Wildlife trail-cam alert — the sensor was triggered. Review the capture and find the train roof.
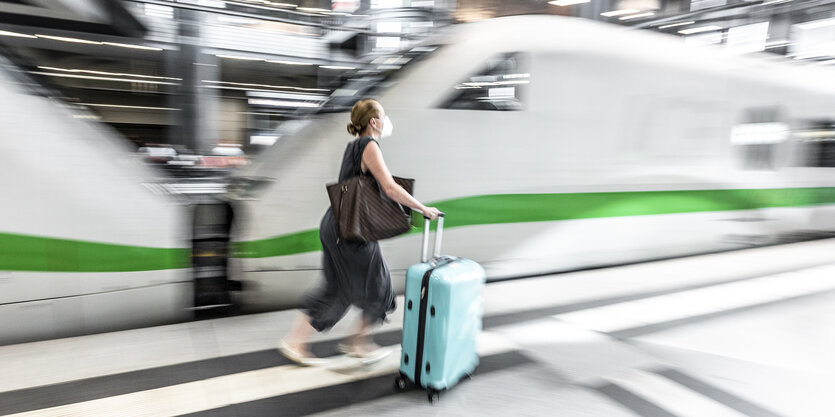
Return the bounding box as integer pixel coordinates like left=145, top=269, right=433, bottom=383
left=426, top=15, right=835, bottom=95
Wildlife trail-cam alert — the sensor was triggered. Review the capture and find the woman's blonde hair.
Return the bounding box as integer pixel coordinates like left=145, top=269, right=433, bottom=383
left=347, top=99, right=382, bottom=136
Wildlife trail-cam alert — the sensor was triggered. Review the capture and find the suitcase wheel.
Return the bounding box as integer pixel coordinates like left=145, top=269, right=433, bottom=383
left=394, top=373, right=407, bottom=392
left=428, top=389, right=440, bottom=404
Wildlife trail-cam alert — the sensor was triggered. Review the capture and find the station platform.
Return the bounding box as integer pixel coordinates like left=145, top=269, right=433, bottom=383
left=2, top=239, right=835, bottom=417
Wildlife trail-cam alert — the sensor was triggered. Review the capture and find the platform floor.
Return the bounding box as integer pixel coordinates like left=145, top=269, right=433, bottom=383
left=2, top=239, right=835, bottom=417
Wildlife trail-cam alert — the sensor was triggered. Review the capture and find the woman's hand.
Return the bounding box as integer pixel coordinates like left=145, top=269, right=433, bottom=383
left=421, top=206, right=441, bottom=221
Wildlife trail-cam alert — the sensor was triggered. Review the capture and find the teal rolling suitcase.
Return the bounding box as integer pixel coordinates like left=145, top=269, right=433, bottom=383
left=395, top=214, right=485, bottom=403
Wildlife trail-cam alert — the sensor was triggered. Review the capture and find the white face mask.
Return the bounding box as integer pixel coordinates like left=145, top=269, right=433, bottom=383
left=380, top=115, right=393, bottom=138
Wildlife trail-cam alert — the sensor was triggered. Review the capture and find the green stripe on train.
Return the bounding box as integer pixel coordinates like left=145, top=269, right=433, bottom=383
left=0, top=232, right=189, bottom=272
left=231, top=187, right=835, bottom=259
left=5, top=187, right=835, bottom=271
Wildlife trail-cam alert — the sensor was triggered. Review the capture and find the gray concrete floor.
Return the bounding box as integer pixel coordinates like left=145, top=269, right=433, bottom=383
left=3, top=239, right=835, bottom=417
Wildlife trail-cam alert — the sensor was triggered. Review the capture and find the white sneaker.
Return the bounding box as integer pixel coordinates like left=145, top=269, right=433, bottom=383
left=337, top=343, right=390, bottom=364
left=357, top=347, right=392, bottom=365
left=278, top=341, right=327, bottom=366
left=337, top=342, right=361, bottom=357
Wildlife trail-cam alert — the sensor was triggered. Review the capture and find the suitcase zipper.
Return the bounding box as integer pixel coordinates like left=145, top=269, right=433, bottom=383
left=414, top=268, right=432, bottom=387
left=414, top=258, right=453, bottom=387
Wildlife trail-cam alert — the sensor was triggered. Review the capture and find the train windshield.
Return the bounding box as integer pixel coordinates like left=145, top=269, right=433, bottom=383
left=317, top=45, right=440, bottom=113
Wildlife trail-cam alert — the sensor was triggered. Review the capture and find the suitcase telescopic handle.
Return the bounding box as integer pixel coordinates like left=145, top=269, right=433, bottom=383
left=421, top=212, right=445, bottom=263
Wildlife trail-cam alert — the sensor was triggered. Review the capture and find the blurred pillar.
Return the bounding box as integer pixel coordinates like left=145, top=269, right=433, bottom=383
left=574, top=0, right=614, bottom=21
left=167, top=8, right=219, bottom=154
left=767, top=11, right=792, bottom=56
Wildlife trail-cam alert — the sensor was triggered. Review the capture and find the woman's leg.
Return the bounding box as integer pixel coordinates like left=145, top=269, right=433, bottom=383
left=286, top=235, right=351, bottom=357
left=348, top=314, right=381, bottom=356
left=348, top=243, right=394, bottom=356
left=284, top=312, right=316, bottom=356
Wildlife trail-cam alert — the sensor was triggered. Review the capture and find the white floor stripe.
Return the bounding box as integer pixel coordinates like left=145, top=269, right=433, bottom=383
left=605, top=369, right=750, bottom=417
left=0, top=332, right=519, bottom=417
left=555, top=265, right=835, bottom=334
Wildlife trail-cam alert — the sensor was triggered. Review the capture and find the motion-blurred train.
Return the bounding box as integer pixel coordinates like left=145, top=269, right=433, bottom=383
left=4, top=15, right=835, bottom=344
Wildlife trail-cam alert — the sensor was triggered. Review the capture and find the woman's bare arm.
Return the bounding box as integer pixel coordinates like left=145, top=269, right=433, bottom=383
left=362, top=141, right=440, bottom=219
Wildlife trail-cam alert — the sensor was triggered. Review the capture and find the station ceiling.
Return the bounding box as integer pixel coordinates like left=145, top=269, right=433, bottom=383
left=0, top=0, right=831, bottom=148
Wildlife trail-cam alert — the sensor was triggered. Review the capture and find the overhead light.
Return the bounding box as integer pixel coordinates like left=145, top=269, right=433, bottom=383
left=377, top=21, right=402, bottom=33
left=797, top=130, right=835, bottom=139
left=197, top=0, right=226, bottom=7
left=26, top=35, right=162, bottom=50
left=266, top=60, right=314, bottom=66
left=795, top=18, right=835, bottom=31
left=458, top=80, right=530, bottom=88
left=247, top=91, right=326, bottom=101
left=248, top=98, right=321, bottom=108
left=372, top=56, right=411, bottom=65
left=37, top=66, right=181, bottom=81
left=730, top=123, right=788, bottom=145
left=203, top=80, right=330, bottom=92
left=144, top=4, right=174, bottom=19
left=215, top=54, right=264, bottom=61
left=620, top=12, right=655, bottom=20
left=762, top=0, right=792, bottom=5
left=0, top=30, right=36, bottom=39
left=78, top=103, right=180, bottom=111
left=217, top=16, right=259, bottom=24
left=205, top=85, right=329, bottom=94
left=204, top=85, right=275, bottom=93
left=264, top=2, right=298, bottom=8
left=35, top=34, right=101, bottom=45
left=658, top=21, right=696, bottom=29
left=679, top=25, right=723, bottom=35
left=102, top=42, right=162, bottom=51
left=297, top=7, right=330, bottom=13
left=601, top=9, right=640, bottom=17
left=548, top=0, right=590, bottom=5
left=30, top=71, right=178, bottom=85
left=321, top=65, right=355, bottom=70
left=178, top=0, right=227, bottom=7
left=250, top=135, right=279, bottom=146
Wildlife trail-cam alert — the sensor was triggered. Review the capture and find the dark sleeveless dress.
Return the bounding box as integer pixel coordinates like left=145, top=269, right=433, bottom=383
left=302, top=136, right=396, bottom=331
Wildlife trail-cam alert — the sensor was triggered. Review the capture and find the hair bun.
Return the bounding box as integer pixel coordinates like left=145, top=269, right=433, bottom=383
left=347, top=123, right=359, bottom=136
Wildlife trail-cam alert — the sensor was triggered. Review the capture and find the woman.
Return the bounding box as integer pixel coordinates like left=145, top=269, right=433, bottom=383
left=280, top=99, right=441, bottom=365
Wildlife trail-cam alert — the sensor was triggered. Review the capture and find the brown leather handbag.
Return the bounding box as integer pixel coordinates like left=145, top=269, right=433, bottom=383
left=326, top=176, right=415, bottom=242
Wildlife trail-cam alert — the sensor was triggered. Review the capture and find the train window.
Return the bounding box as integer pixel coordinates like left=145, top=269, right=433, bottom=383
left=440, top=53, right=529, bottom=111
left=793, top=120, right=835, bottom=167
left=731, top=107, right=787, bottom=170
left=803, top=140, right=835, bottom=167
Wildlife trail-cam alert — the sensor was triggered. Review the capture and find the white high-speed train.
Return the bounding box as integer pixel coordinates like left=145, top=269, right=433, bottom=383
left=0, top=54, right=191, bottom=344
left=4, top=15, right=835, bottom=344
left=231, top=15, right=835, bottom=310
